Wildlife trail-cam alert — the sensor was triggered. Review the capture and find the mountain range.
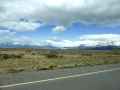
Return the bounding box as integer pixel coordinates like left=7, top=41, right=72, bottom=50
left=0, top=40, right=120, bottom=50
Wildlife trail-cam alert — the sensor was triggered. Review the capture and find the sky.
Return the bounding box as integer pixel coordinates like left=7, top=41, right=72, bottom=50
left=1, top=0, right=120, bottom=47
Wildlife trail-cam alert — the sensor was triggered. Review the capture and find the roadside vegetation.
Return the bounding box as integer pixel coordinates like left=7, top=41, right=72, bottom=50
left=0, top=48, right=120, bottom=73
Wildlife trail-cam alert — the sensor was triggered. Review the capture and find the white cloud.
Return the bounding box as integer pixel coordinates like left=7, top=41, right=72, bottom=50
left=80, top=34, right=120, bottom=40
left=52, top=26, right=66, bottom=32
left=13, top=36, right=33, bottom=45
left=0, top=30, right=40, bottom=45
left=45, top=34, right=120, bottom=47
left=46, top=39, right=80, bottom=47
left=45, top=39, right=99, bottom=47
left=0, top=30, right=16, bottom=44
left=79, top=34, right=120, bottom=46
left=0, top=0, right=120, bottom=28
left=0, top=30, right=15, bottom=36
left=0, top=21, right=41, bottom=32
left=12, top=36, right=44, bottom=46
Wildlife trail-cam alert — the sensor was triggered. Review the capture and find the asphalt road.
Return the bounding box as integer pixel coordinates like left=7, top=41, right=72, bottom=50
left=0, top=64, right=120, bottom=90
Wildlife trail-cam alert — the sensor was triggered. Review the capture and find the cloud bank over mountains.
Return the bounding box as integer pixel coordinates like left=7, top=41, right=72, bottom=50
left=45, top=34, right=120, bottom=47
left=1, top=32, right=120, bottom=47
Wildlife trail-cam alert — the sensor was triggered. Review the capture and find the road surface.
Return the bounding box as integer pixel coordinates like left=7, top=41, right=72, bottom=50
left=0, top=64, right=120, bottom=90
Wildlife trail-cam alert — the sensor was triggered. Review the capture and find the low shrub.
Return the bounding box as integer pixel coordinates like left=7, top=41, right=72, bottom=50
left=6, top=68, right=24, bottom=73
left=48, top=64, right=57, bottom=69
left=44, top=53, right=58, bottom=58
left=0, top=53, right=24, bottom=60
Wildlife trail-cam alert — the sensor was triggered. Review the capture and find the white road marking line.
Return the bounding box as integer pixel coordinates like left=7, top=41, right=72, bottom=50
left=0, top=67, right=120, bottom=88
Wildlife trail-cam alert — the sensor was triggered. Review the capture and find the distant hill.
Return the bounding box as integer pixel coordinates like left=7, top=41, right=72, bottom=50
left=79, top=45, right=120, bottom=50
left=0, top=43, right=58, bottom=49
left=0, top=42, right=120, bottom=50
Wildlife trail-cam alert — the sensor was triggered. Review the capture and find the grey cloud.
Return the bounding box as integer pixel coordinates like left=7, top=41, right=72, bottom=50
left=0, top=0, right=120, bottom=30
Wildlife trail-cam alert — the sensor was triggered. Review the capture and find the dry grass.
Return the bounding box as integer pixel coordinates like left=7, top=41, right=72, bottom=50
left=0, top=48, right=120, bottom=73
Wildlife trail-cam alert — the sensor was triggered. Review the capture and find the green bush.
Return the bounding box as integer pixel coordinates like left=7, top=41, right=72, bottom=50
left=44, top=53, right=64, bottom=59
left=0, top=54, right=10, bottom=59
left=44, top=53, right=58, bottom=58
left=0, top=53, right=24, bottom=60
left=48, top=64, right=57, bottom=69
left=81, top=53, right=93, bottom=56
